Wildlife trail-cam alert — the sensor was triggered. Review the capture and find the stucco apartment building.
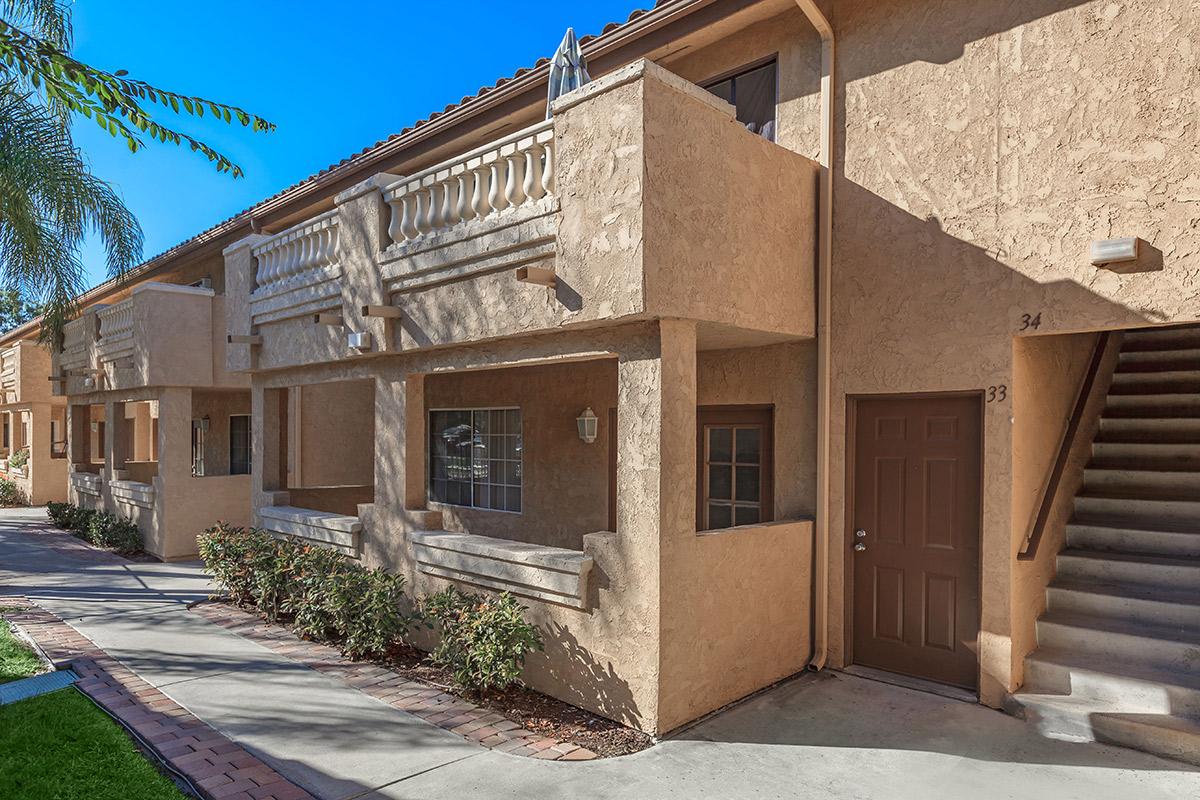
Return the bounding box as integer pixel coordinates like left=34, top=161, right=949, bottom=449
left=30, top=251, right=254, bottom=559
left=7, top=0, right=1198, bottom=761
left=0, top=337, right=68, bottom=505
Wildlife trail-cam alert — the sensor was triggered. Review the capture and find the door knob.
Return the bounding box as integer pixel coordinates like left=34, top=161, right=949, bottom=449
left=854, top=543, right=866, bottom=552
left=856, top=529, right=867, bottom=538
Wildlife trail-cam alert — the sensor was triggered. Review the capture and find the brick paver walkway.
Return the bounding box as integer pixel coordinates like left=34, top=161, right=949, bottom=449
left=192, top=602, right=598, bottom=761
left=3, top=598, right=315, bottom=800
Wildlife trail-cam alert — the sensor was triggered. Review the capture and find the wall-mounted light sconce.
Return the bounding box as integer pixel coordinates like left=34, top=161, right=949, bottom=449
left=348, top=331, right=373, bottom=351
left=83, top=376, right=95, bottom=390
left=1090, top=237, right=1139, bottom=266
left=576, top=407, right=598, bottom=444
left=197, top=415, right=211, bottom=432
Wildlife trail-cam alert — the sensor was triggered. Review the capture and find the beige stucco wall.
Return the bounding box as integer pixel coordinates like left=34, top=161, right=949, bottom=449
left=823, top=0, right=1200, bottom=705
left=424, top=359, right=617, bottom=551
left=292, top=380, right=374, bottom=489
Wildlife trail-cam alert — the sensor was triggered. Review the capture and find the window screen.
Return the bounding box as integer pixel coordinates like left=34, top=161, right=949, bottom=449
left=430, top=409, right=522, bottom=512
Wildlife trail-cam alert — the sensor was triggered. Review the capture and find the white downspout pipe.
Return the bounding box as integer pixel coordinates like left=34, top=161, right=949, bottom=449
left=794, top=0, right=834, bottom=671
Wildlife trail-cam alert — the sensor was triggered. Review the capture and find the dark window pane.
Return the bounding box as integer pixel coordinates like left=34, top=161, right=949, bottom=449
left=506, top=487, right=522, bottom=513
left=708, top=78, right=733, bottom=104
left=734, top=63, right=776, bottom=137
left=736, top=465, right=761, bottom=502
left=708, top=503, right=732, bottom=530
left=708, top=427, right=732, bottom=462
left=708, top=464, right=732, bottom=500
left=735, top=504, right=761, bottom=527
left=735, top=427, right=761, bottom=463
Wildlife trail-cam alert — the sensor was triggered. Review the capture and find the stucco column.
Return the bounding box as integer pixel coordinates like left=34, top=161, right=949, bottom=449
left=67, top=403, right=88, bottom=465
left=370, top=372, right=425, bottom=511
left=254, top=382, right=288, bottom=501
left=335, top=174, right=401, bottom=353
left=221, top=234, right=268, bottom=374
left=104, top=400, right=125, bottom=477
left=613, top=319, right=697, bottom=733
left=403, top=374, right=426, bottom=510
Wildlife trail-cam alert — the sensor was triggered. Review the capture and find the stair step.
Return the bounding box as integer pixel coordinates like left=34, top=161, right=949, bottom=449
left=1024, top=647, right=1200, bottom=717
left=1122, top=326, right=1200, bottom=353
left=1104, top=393, right=1200, bottom=418
left=1048, top=578, right=1200, bottom=631
left=1066, top=522, right=1200, bottom=558
left=1082, top=468, right=1200, bottom=500
left=1097, top=417, right=1200, bottom=443
left=1109, top=370, right=1200, bottom=395
left=1090, top=442, right=1200, bottom=471
left=1117, top=348, right=1200, bottom=373
left=1075, top=495, right=1200, bottom=529
left=1005, top=693, right=1200, bottom=765
left=1037, top=610, right=1200, bottom=673
left=1055, top=549, right=1200, bottom=591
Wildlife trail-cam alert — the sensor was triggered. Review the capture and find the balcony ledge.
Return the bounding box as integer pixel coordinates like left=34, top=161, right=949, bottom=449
left=259, top=505, right=362, bottom=556
left=410, top=530, right=593, bottom=610
left=109, top=479, right=155, bottom=509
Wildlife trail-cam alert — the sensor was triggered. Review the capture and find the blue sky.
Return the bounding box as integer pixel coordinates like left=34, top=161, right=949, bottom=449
left=71, top=0, right=638, bottom=289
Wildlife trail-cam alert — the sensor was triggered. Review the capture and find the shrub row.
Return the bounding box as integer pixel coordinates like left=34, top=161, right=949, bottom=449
left=47, top=502, right=143, bottom=555
left=197, top=523, right=543, bottom=692
left=198, top=523, right=411, bottom=660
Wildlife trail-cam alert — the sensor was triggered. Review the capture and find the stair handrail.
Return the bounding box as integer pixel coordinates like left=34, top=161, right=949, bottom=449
left=1018, top=331, right=1111, bottom=562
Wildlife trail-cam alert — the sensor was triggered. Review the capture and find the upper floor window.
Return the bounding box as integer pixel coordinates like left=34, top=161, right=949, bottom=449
left=704, top=59, right=777, bottom=142
left=430, top=408, right=522, bottom=513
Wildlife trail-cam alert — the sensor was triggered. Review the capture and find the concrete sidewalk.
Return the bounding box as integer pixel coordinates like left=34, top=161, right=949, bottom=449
left=1, top=507, right=1197, bottom=800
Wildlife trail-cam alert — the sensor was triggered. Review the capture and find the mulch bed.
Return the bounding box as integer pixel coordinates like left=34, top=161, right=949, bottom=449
left=380, top=640, right=652, bottom=758
left=200, top=599, right=652, bottom=759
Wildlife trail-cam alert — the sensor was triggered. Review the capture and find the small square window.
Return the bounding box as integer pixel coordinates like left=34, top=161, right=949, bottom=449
left=698, top=407, right=774, bottom=532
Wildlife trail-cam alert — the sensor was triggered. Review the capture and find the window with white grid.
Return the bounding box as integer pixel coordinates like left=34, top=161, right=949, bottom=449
left=429, top=408, right=522, bottom=513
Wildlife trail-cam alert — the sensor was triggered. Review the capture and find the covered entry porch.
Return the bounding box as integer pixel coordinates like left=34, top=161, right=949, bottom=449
left=339, top=320, right=815, bottom=735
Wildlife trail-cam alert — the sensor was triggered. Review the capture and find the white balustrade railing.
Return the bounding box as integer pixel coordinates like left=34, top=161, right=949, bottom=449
left=383, top=120, right=555, bottom=248
left=251, top=210, right=340, bottom=293
left=98, top=298, right=134, bottom=340
left=60, top=318, right=89, bottom=367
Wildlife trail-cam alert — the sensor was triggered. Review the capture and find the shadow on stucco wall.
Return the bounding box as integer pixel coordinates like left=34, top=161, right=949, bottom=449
left=532, top=619, right=642, bottom=731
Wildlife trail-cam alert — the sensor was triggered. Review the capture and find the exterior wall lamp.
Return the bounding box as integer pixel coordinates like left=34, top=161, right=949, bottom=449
left=576, top=407, right=598, bottom=444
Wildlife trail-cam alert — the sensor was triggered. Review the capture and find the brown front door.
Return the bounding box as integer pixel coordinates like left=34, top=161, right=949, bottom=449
left=850, top=394, right=982, bottom=689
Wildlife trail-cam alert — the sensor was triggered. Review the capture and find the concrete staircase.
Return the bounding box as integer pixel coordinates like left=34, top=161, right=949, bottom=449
left=1009, top=325, right=1200, bottom=765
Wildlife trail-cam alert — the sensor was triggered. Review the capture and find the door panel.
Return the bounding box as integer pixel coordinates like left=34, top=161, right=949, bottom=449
left=851, top=394, right=981, bottom=689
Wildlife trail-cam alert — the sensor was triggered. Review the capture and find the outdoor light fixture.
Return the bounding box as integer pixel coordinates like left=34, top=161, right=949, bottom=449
left=576, top=407, right=598, bottom=444
left=348, top=331, right=372, bottom=351
left=1090, top=237, right=1139, bottom=266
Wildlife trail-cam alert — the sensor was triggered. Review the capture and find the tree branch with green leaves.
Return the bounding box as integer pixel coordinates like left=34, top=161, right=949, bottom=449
left=0, top=18, right=274, bottom=178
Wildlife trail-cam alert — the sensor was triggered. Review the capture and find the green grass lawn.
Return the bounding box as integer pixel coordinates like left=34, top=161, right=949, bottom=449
left=0, top=613, right=42, bottom=683
left=0, top=688, right=189, bottom=800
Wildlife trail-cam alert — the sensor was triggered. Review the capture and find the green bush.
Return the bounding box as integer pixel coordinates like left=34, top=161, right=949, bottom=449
left=86, top=512, right=143, bottom=555
left=0, top=478, right=24, bottom=507
left=196, top=523, right=274, bottom=606
left=197, top=523, right=413, bottom=658
left=46, top=502, right=141, bottom=554
left=424, top=586, right=543, bottom=695
left=7, top=448, right=28, bottom=470
left=46, top=501, right=96, bottom=537
left=46, top=501, right=72, bottom=527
